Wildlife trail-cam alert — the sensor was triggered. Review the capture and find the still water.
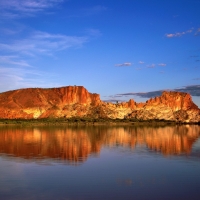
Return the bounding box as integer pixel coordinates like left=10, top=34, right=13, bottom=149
left=0, top=125, right=200, bottom=200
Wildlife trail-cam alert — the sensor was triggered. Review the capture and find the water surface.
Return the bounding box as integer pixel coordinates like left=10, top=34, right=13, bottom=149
left=0, top=125, right=200, bottom=200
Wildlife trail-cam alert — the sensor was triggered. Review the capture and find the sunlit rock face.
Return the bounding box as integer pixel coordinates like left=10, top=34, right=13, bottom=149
left=125, top=91, right=200, bottom=123
left=0, top=86, right=100, bottom=119
left=0, top=126, right=199, bottom=163
left=145, top=91, right=198, bottom=111
left=0, top=87, right=199, bottom=122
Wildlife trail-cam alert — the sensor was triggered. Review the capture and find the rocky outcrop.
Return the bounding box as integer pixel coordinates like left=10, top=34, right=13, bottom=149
left=0, top=86, right=100, bottom=119
left=145, top=91, right=198, bottom=111
left=0, top=86, right=199, bottom=123
left=125, top=91, right=200, bottom=123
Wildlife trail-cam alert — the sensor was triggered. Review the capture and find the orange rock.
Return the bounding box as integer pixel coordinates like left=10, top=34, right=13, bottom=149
left=0, top=86, right=100, bottom=119
left=128, top=99, right=136, bottom=109
left=136, top=102, right=145, bottom=108
left=0, top=87, right=199, bottom=122
left=146, top=91, right=198, bottom=111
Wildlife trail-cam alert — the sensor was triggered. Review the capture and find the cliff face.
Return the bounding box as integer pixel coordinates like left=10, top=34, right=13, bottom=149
left=145, top=91, right=198, bottom=111
left=125, top=91, right=200, bottom=123
left=0, top=86, right=100, bottom=119
left=0, top=86, right=199, bottom=123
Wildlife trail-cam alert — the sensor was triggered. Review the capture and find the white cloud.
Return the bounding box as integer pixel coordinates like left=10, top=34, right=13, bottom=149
left=0, top=30, right=88, bottom=92
left=0, top=0, right=64, bottom=11
left=82, top=5, right=107, bottom=16
left=0, top=31, right=88, bottom=56
left=158, top=63, right=166, bottom=66
left=0, top=28, right=21, bottom=35
left=0, top=66, right=32, bottom=91
left=195, top=28, right=200, bottom=36
left=0, top=56, right=30, bottom=67
left=0, top=66, right=59, bottom=92
left=115, top=62, right=132, bottom=67
left=147, top=64, right=156, bottom=68
left=0, top=0, right=64, bottom=18
left=165, top=28, right=193, bottom=38
left=85, top=29, right=102, bottom=37
left=139, top=61, right=145, bottom=64
left=135, top=67, right=143, bottom=70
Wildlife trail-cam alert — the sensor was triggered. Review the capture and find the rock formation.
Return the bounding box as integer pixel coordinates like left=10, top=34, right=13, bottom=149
left=0, top=86, right=199, bottom=123
left=0, top=86, right=100, bottom=119
left=125, top=91, right=200, bottom=123
left=145, top=91, right=198, bottom=111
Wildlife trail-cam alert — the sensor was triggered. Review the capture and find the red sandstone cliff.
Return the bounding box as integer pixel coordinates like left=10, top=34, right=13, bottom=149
left=145, top=91, right=198, bottom=111
left=125, top=91, right=200, bottom=123
left=0, top=86, right=199, bottom=122
left=0, top=86, right=100, bottom=119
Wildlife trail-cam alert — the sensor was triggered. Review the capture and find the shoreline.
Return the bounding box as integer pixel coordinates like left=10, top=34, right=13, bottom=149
left=0, top=118, right=199, bottom=126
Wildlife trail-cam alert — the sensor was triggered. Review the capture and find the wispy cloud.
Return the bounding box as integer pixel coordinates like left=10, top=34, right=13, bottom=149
left=0, top=0, right=64, bottom=18
left=82, top=5, right=107, bottom=16
left=139, top=61, right=145, bottom=64
left=0, top=66, right=59, bottom=92
left=102, top=95, right=124, bottom=103
left=85, top=28, right=102, bottom=37
left=0, top=30, right=88, bottom=92
left=117, top=85, right=200, bottom=98
left=117, top=90, right=164, bottom=98
left=159, top=71, right=165, bottom=74
left=0, top=31, right=88, bottom=56
left=147, top=64, right=156, bottom=68
left=165, top=28, right=193, bottom=38
left=195, top=28, right=200, bottom=36
left=135, top=67, right=143, bottom=70
left=115, top=62, right=132, bottom=67
left=193, top=78, right=200, bottom=81
left=135, top=62, right=166, bottom=70
left=0, top=28, right=22, bottom=35
left=0, top=56, right=30, bottom=67
left=158, top=63, right=166, bottom=66
left=67, top=5, right=107, bottom=18
left=175, top=85, right=200, bottom=96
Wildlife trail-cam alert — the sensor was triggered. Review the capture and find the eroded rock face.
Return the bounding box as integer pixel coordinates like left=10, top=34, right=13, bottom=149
left=146, top=91, right=198, bottom=111
left=125, top=91, right=200, bottom=123
left=0, top=86, right=100, bottom=119
left=0, top=87, right=199, bottom=123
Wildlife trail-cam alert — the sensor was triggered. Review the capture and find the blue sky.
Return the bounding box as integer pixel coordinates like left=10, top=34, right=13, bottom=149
left=0, top=0, right=200, bottom=106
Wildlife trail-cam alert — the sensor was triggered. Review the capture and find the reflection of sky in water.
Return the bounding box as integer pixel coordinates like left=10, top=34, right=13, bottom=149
left=0, top=125, right=200, bottom=200
left=193, top=138, right=200, bottom=148
left=191, top=138, right=200, bottom=157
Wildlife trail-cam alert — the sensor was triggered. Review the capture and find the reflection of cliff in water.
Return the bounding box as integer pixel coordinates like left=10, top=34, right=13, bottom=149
left=0, top=125, right=199, bottom=163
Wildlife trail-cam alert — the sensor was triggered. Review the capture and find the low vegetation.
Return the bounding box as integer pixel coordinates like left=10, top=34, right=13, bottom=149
left=0, top=117, right=196, bottom=127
